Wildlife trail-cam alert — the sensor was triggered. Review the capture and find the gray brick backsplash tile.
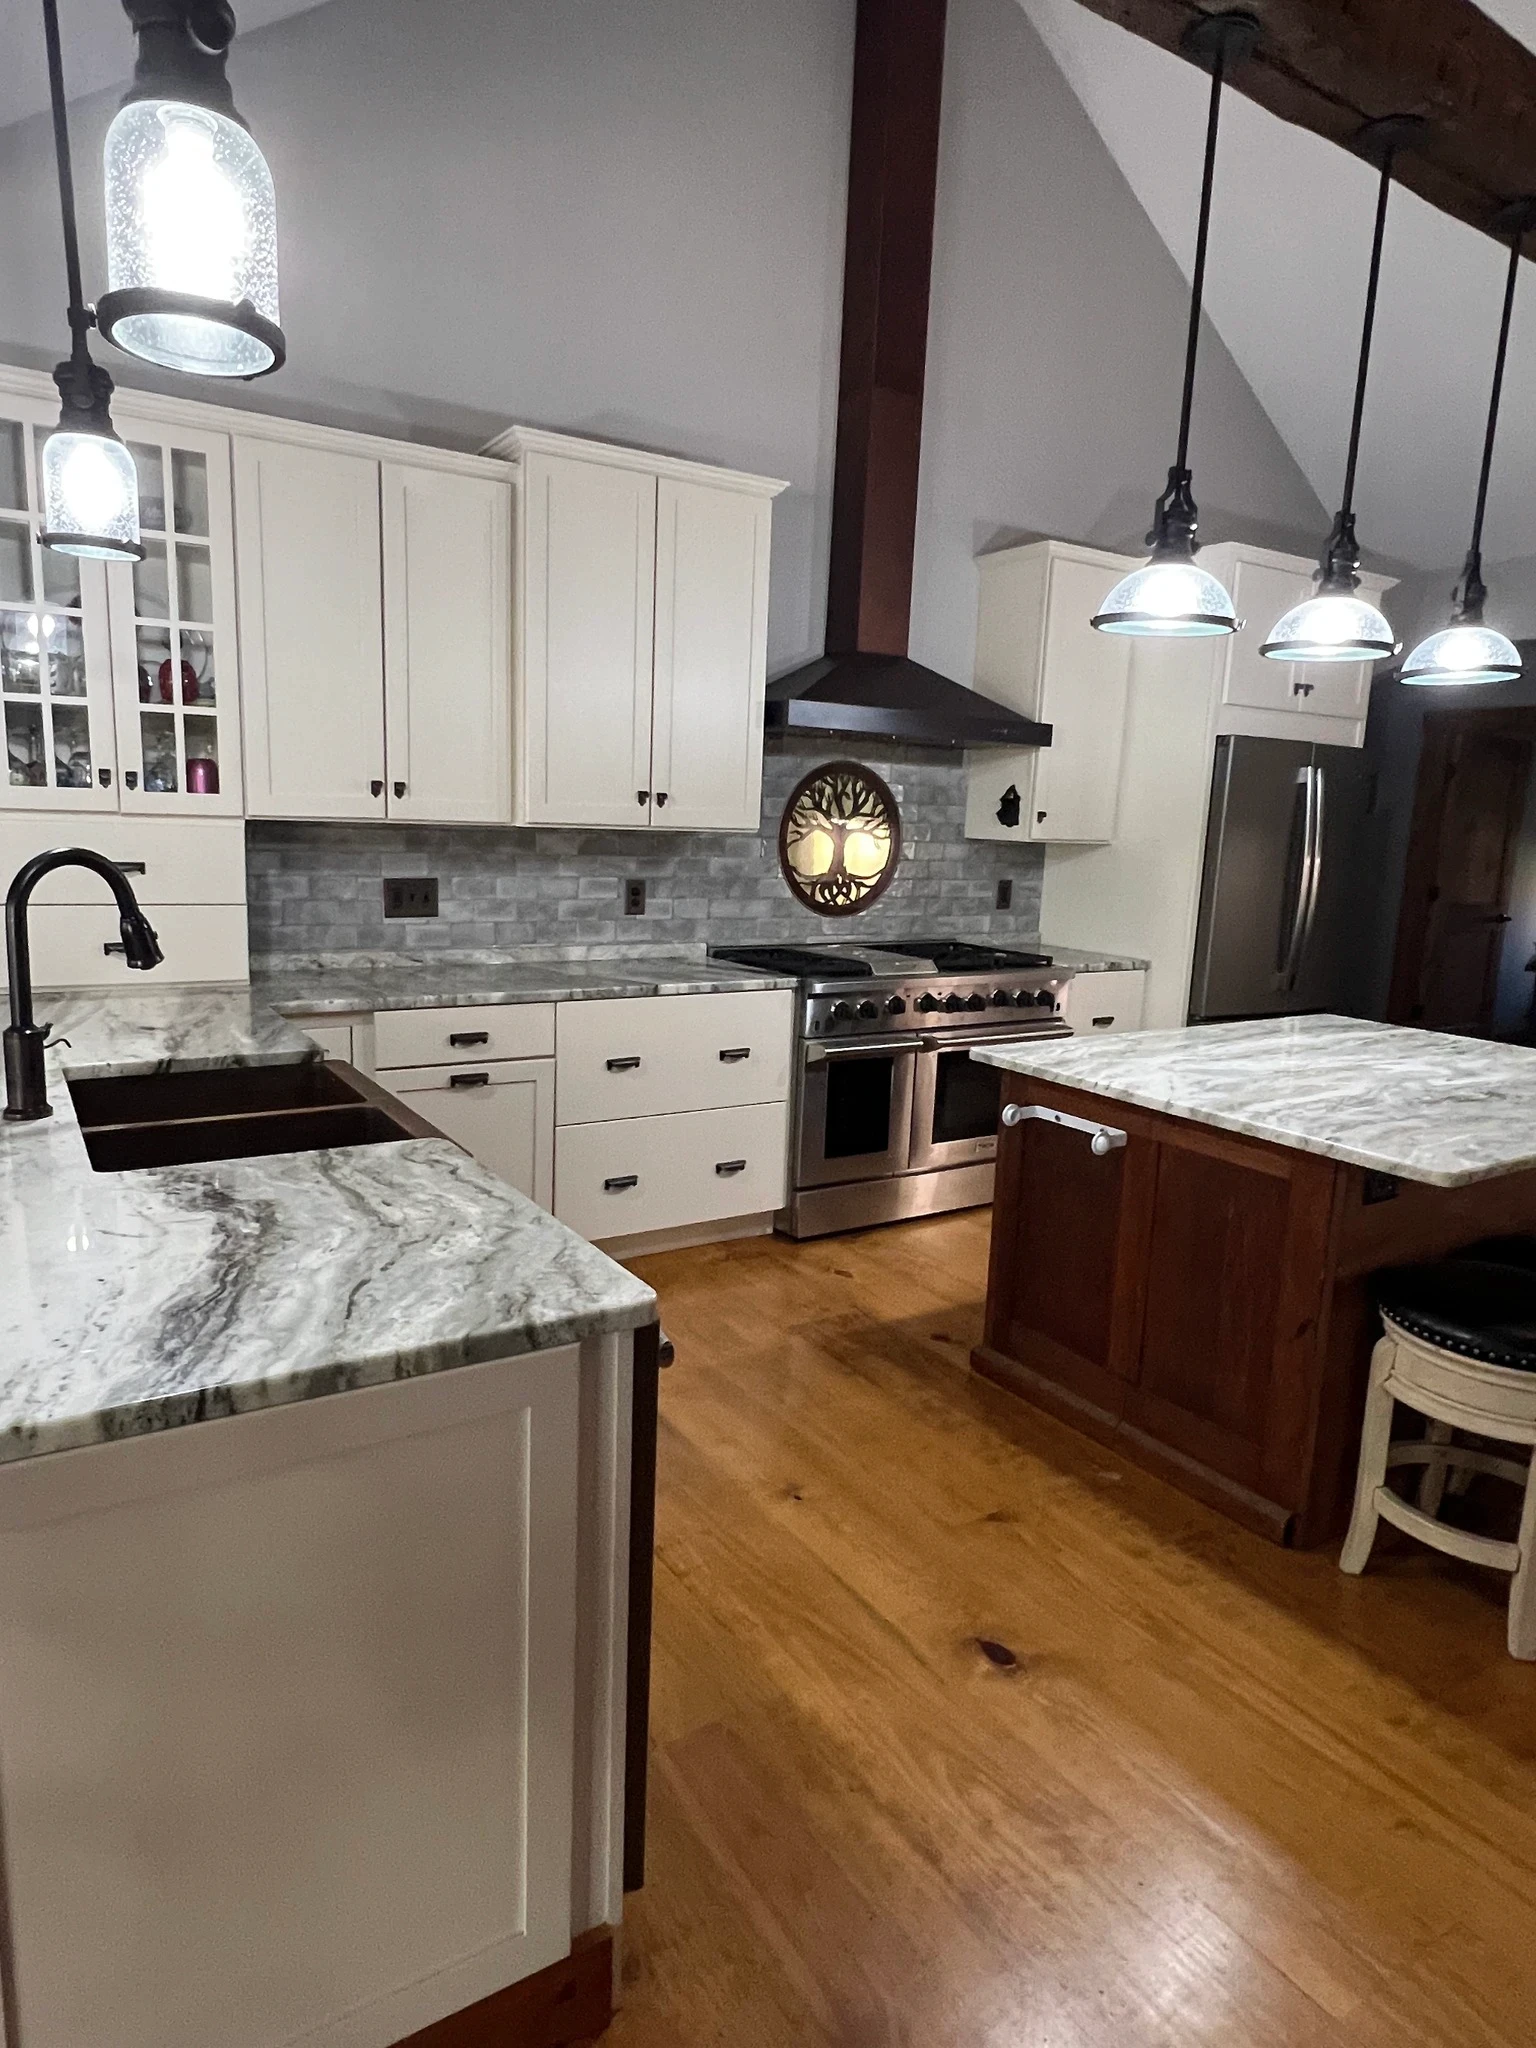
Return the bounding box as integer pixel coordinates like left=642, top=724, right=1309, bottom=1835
left=248, top=739, right=1045, bottom=958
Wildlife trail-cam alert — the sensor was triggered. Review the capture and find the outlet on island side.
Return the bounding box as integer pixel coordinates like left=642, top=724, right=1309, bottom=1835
left=624, top=879, right=646, bottom=916
left=383, top=877, right=439, bottom=918
left=996, top=878, right=1012, bottom=910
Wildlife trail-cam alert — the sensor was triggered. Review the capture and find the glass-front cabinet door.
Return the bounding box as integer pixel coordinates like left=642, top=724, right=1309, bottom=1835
left=0, top=394, right=119, bottom=813
left=106, top=418, right=242, bottom=815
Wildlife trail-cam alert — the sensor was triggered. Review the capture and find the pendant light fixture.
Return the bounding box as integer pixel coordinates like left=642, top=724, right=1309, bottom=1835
left=1400, top=199, right=1535, bottom=688
left=1261, top=118, right=1422, bottom=665
left=1092, top=10, right=1256, bottom=639
left=96, top=1, right=284, bottom=380
left=37, top=0, right=142, bottom=562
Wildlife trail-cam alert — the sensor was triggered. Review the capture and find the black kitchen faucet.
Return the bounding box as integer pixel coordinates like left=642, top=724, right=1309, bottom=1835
left=3, top=849, right=163, bottom=1122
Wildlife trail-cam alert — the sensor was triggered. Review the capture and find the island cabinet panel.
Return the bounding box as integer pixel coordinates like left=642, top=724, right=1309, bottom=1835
left=0, top=1351, right=584, bottom=2048
left=978, top=1077, right=1344, bottom=1542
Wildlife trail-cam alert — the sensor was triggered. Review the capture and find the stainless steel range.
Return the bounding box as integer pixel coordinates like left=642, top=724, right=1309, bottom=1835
left=710, top=938, right=1073, bottom=1238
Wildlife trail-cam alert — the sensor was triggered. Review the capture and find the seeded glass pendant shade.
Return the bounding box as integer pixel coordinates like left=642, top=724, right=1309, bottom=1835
left=97, top=2, right=284, bottom=380
left=1091, top=12, right=1256, bottom=641
left=1400, top=200, right=1534, bottom=690
left=1261, top=119, right=1420, bottom=667
left=36, top=0, right=142, bottom=563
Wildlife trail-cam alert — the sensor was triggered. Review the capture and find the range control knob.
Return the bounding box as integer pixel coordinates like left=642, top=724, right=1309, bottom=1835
left=915, top=992, right=941, bottom=1013
left=857, top=1000, right=879, bottom=1021
left=965, top=992, right=988, bottom=1012
left=990, top=990, right=1014, bottom=1008
left=830, top=1001, right=856, bottom=1024
left=943, top=992, right=967, bottom=1013
left=1034, top=988, right=1056, bottom=1008
left=885, top=994, right=908, bottom=1016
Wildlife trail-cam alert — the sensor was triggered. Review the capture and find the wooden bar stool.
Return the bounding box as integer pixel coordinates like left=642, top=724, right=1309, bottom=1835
left=1341, top=1246, right=1536, bottom=1661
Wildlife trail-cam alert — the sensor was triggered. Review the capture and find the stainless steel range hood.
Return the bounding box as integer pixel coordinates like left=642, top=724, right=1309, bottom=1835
left=764, top=651, right=1050, bottom=749
left=769, top=0, right=1051, bottom=756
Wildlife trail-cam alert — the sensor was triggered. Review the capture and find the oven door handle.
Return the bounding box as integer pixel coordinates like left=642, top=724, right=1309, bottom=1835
left=916, top=1026, right=1071, bottom=1051
left=803, top=1037, right=917, bottom=1064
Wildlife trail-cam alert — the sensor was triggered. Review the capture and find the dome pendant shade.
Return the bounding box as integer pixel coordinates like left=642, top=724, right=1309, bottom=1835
left=95, top=5, right=284, bottom=381
left=40, top=425, right=141, bottom=560
left=1260, top=586, right=1396, bottom=663
left=1092, top=552, right=1237, bottom=637
left=1400, top=622, right=1521, bottom=687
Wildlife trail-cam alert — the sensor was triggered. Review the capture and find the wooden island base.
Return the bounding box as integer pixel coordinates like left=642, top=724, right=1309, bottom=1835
left=974, top=1075, right=1536, bottom=1546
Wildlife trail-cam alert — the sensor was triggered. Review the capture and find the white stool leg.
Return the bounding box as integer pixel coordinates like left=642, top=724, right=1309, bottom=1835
left=1418, top=1419, right=1455, bottom=1517
left=1508, top=1451, right=1536, bottom=1662
left=1341, top=1337, right=1397, bottom=1576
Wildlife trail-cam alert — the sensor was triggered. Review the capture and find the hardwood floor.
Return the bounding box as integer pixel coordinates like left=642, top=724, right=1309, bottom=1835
left=613, top=1208, right=1536, bottom=2048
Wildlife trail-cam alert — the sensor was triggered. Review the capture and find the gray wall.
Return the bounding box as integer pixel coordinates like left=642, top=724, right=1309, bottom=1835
left=248, top=739, right=1043, bottom=957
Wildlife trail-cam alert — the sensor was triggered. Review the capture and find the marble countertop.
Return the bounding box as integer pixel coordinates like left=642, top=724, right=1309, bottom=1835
left=973, top=1013, right=1536, bottom=1188
left=252, top=947, right=800, bottom=1015
left=0, top=990, right=655, bottom=1467
left=1036, top=943, right=1150, bottom=974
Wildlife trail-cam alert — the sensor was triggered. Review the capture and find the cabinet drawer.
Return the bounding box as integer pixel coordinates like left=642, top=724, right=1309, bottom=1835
left=0, top=902, right=249, bottom=991
left=373, top=1003, right=556, bottom=1069
left=1062, top=971, right=1146, bottom=1037
left=0, top=818, right=247, bottom=905
left=383, top=1058, right=555, bottom=1208
left=556, top=989, right=793, bottom=1124
left=554, top=1100, right=788, bottom=1242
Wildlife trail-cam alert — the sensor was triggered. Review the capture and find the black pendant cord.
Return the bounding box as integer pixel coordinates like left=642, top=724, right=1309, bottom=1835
left=1459, top=225, right=1525, bottom=617
left=1173, top=44, right=1226, bottom=478
left=1337, top=146, right=1395, bottom=527
left=41, top=0, right=91, bottom=365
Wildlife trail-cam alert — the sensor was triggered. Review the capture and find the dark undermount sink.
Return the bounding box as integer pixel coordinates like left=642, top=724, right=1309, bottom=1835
left=67, top=1060, right=442, bottom=1174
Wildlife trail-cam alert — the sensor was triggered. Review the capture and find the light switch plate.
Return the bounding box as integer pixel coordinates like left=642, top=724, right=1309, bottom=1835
left=384, top=877, right=439, bottom=918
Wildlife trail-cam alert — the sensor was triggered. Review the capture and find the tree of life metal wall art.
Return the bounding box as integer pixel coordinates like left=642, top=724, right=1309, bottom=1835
left=778, top=760, right=901, bottom=916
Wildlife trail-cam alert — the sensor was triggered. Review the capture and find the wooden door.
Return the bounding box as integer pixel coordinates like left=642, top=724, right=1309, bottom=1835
left=1029, top=555, right=1131, bottom=843
left=0, top=391, right=119, bottom=813
left=235, top=438, right=386, bottom=821
left=516, top=451, right=656, bottom=827
left=107, top=417, right=243, bottom=816
left=649, top=477, right=770, bottom=831
left=1389, top=722, right=1532, bottom=1034
left=382, top=463, right=511, bottom=825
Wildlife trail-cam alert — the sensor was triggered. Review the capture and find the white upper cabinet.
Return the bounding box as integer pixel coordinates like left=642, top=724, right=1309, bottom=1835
left=108, top=415, right=242, bottom=816
left=651, top=476, right=772, bottom=831
left=1204, top=541, right=1392, bottom=740
left=964, top=540, right=1134, bottom=846
left=491, top=427, right=787, bottom=832
left=236, top=438, right=386, bottom=822
left=382, top=464, right=511, bottom=826
left=515, top=448, right=657, bottom=828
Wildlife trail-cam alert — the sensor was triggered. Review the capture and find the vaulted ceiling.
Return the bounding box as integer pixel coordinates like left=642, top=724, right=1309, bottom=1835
left=1021, top=0, right=1536, bottom=575
left=0, top=0, right=329, bottom=133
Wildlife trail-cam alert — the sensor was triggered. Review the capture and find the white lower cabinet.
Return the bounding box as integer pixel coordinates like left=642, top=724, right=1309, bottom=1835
left=556, top=988, right=793, bottom=1124
left=1061, top=970, right=1146, bottom=1037
left=386, top=1057, right=556, bottom=1209
left=300, top=1021, right=355, bottom=1062
left=554, top=1100, right=789, bottom=1243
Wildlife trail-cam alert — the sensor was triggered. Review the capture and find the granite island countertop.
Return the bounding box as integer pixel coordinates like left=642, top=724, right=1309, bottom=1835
left=973, top=1013, right=1536, bottom=1189
left=0, top=989, right=654, bottom=1467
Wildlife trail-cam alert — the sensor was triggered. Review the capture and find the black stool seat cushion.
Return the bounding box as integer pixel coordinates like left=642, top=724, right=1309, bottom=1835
left=1377, top=1244, right=1536, bottom=1372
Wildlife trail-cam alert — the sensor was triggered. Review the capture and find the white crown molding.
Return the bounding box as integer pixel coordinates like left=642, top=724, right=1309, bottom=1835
left=483, top=423, right=789, bottom=498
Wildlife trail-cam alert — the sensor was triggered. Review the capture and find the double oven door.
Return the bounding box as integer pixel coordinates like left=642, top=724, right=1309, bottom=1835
left=797, top=1025, right=1066, bottom=1189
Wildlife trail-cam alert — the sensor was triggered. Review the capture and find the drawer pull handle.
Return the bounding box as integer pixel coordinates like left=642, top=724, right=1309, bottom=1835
left=636, top=790, right=649, bottom=806
left=606, top=1055, right=642, bottom=1072
left=103, top=942, right=125, bottom=957
left=448, top=1031, right=490, bottom=1047
left=370, top=779, right=384, bottom=798
left=117, top=861, right=146, bottom=875
left=1091, top=1016, right=1115, bottom=1029
left=449, top=1071, right=490, bottom=1089
left=715, top=1158, right=748, bottom=1176
left=604, top=1174, right=639, bottom=1192
left=718, top=1046, right=751, bottom=1062
left=394, top=780, right=407, bottom=799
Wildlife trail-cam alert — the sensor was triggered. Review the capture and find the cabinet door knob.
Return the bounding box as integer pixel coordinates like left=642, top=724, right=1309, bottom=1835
left=124, top=771, right=138, bottom=790
left=370, top=779, right=384, bottom=797
left=637, top=789, right=650, bottom=806
left=98, top=768, right=113, bottom=788
left=394, top=780, right=407, bottom=798
left=604, top=1174, right=640, bottom=1192
left=655, top=791, right=668, bottom=808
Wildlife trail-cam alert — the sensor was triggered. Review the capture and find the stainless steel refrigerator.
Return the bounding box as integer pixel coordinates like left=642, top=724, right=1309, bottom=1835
left=1188, top=735, right=1375, bottom=1024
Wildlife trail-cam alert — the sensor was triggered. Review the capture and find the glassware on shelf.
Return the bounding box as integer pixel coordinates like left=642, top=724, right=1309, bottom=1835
left=51, top=702, right=93, bottom=788
left=46, top=615, right=85, bottom=698
left=6, top=702, right=46, bottom=786
left=1, top=611, right=42, bottom=693
left=138, top=709, right=178, bottom=793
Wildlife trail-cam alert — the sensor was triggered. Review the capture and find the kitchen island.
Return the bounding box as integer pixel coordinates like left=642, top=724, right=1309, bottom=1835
left=0, top=991, right=656, bottom=2048
left=972, top=1016, right=1536, bottom=1546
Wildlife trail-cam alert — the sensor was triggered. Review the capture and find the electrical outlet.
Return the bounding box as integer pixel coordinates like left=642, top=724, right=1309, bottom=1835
left=996, top=878, right=1013, bottom=910
left=383, top=876, right=439, bottom=918
left=624, top=879, right=646, bottom=916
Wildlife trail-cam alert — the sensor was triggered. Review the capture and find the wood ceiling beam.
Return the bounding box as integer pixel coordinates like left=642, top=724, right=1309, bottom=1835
left=1068, top=0, right=1536, bottom=247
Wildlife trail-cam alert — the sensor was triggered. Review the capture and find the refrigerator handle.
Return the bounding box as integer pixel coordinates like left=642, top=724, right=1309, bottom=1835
left=1277, top=765, right=1316, bottom=990
left=1296, top=762, right=1326, bottom=982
